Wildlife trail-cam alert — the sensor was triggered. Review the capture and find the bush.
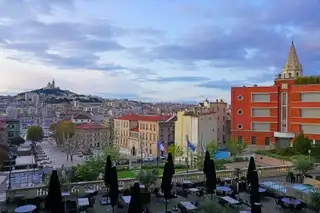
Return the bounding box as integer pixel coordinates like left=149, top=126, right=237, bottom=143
left=277, top=147, right=297, bottom=156
left=293, top=132, right=312, bottom=155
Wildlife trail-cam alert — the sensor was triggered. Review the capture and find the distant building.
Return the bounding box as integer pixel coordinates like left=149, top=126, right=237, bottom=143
left=72, top=114, right=92, bottom=124
left=44, top=79, right=56, bottom=89
left=174, top=110, right=217, bottom=161
left=113, top=114, right=174, bottom=157
left=75, top=123, right=107, bottom=150
left=0, top=123, right=8, bottom=144
left=0, top=117, right=20, bottom=140
left=231, top=42, right=320, bottom=147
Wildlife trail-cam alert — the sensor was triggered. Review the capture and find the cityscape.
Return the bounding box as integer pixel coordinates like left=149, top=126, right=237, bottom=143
left=1, top=1, right=320, bottom=213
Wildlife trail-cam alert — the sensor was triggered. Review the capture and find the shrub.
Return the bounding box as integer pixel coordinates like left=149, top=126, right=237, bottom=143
left=293, top=132, right=312, bottom=155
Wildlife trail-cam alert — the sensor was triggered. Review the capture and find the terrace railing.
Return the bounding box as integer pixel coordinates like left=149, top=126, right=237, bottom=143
left=6, top=164, right=311, bottom=200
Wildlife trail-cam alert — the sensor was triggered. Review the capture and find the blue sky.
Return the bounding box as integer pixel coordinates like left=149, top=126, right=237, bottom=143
left=0, top=0, right=319, bottom=102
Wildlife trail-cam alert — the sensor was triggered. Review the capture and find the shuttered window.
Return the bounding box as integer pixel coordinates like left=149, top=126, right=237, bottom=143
left=300, top=109, right=320, bottom=118
left=252, top=122, right=270, bottom=132
left=301, top=93, right=320, bottom=102
left=252, top=94, right=270, bottom=102
left=300, top=124, right=320, bottom=134
left=252, top=108, right=270, bottom=117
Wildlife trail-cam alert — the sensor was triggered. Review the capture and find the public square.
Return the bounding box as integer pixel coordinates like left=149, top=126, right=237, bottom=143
left=41, top=139, right=84, bottom=169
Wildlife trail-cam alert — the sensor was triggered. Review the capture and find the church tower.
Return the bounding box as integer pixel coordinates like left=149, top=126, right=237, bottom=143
left=281, top=41, right=302, bottom=79
left=52, top=78, right=55, bottom=88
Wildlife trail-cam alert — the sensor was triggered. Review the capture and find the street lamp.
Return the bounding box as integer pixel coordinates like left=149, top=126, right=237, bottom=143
left=8, top=151, right=13, bottom=189
left=308, top=149, right=311, bottom=161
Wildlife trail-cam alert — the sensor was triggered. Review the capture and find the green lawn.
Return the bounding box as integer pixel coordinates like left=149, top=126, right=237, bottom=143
left=117, top=168, right=188, bottom=178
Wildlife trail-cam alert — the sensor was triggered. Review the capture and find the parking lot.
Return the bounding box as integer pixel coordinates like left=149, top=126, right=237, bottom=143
left=40, top=139, right=84, bottom=168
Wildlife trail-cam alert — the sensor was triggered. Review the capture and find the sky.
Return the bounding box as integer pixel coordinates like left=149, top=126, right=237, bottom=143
left=0, top=0, right=320, bottom=103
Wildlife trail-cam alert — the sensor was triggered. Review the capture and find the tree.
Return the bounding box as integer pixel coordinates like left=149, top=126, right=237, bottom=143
left=26, top=126, right=44, bottom=142
left=9, top=136, right=25, bottom=146
left=225, top=139, right=247, bottom=158
left=136, top=170, right=157, bottom=191
left=206, top=141, right=219, bottom=154
left=293, top=156, right=314, bottom=175
left=103, top=143, right=121, bottom=162
left=63, top=134, right=80, bottom=162
left=167, top=144, right=184, bottom=159
left=293, top=132, right=312, bottom=155
left=311, top=192, right=320, bottom=211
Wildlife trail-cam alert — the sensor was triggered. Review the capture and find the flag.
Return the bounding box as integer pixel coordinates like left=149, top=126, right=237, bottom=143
left=186, top=135, right=196, bottom=152
left=158, top=140, right=166, bottom=153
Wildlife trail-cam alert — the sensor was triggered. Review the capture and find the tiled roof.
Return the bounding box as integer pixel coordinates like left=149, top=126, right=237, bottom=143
left=76, top=123, right=105, bottom=129
left=74, top=114, right=91, bottom=120
left=130, top=127, right=139, bottom=132
left=116, top=114, right=171, bottom=122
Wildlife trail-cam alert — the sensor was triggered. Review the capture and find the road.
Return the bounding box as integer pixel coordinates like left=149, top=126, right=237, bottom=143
left=40, top=139, right=84, bottom=168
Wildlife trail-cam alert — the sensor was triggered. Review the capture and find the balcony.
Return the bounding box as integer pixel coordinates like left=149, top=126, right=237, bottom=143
left=5, top=165, right=298, bottom=201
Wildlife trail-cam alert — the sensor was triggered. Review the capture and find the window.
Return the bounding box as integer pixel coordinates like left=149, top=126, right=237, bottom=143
left=301, top=93, right=320, bottom=102
left=237, top=109, right=243, bottom=115
left=237, top=136, right=242, bottom=144
left=237, top=124, right=243, bottom=129
left=251, top=136, right=256, bottom=145
left=251, top=94, right=270, bottom=102
left=300, top=109, right=320, bottom=118
left=252, top=122, right=270, bottom=132
left=300, top=124, right=320, bottom=134
left=252, top=108, right=270, bottom=117
left=265, top=137, right=270, bottom=145
left=237, top=95, right=243, bottom=101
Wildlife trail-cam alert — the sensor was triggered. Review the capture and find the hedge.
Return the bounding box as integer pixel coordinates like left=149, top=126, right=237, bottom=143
left=294, top=76, right=320, bottom=85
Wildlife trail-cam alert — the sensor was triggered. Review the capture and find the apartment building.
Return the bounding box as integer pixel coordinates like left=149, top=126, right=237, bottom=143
left=231, top=42, right=320, bottom=147
left=174, top=110, right=217, bottom=160
left=0, top=117, right=20, bottom=140
left=199, top=99, right=228, bottom=143
left=0, top=123, right=8, bottom=144
left=113, top=114, right=173, bottom=157
left=74, top=123, right=107, bottom=150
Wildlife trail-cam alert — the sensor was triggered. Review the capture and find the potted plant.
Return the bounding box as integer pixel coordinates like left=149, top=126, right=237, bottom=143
left=311, top=192, right=320, bottom=213
left=136, top=170, right=157, bottom=204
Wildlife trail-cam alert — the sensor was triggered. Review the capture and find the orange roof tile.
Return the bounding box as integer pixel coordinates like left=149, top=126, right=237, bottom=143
left=116, top=114, right=171, bottom=122
left=130, top=127, right=139, bottom=132
left=76, top=123, right=105, bottom=129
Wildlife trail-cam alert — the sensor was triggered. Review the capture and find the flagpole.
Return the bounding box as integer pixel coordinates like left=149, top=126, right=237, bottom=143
left=186, top=135, right=189, bottom=179
left=157, top=140, right=159, bottom=174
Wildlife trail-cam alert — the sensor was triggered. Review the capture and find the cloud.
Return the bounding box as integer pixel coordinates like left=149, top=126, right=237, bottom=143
left=1, top=0, right=320, bottom=102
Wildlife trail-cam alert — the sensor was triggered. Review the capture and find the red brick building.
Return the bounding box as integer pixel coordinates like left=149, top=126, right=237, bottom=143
left=231, top=42, right=320, bottom=147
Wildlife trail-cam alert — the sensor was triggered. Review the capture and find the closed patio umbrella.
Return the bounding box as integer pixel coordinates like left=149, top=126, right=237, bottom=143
left=45, top=170, right=62, bottom=213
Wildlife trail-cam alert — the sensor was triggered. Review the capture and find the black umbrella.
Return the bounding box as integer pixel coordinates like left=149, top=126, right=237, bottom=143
left=249, top=170, right=260, bottom=204
left=203, top=150, right=210, bottom=175
left=109, top=167, right=119, bottom=213
left=161, top=162, right=173, bottom=213
left=45, top=170, right=62, bottom=212
left=128, top=182, right=143, bottom=213
left=104, top=155, right=112, bottom=202
left=206, top=160, right=217, bottom=199
left=246, top=157, right=256, bottom=184
left=167, top=153, right=175, bottom=175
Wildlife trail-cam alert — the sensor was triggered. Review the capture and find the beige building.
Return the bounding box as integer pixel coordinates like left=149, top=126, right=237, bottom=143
left=74, top=123, right=107, bottom=150
left=114, top=114, right=173, bottom=157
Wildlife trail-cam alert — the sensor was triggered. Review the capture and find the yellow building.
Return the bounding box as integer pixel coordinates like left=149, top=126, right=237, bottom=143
left=114, top=114, right=174, bottom=157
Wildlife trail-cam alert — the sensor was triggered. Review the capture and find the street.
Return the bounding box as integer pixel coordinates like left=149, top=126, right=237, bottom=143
left=40, top=138, right=84, bottom=168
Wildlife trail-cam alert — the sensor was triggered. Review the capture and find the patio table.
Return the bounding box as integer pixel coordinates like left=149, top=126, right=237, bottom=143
left=217, top=186, right=232, bottom=192
left=221, top=196, right=240, bottom=205
left=78, top=198, right=90, bottom=207
left=122, top=196, right=131, bottom=204
left=183, top=180, right=192, bottom=184
left=281, top=198, right=301, bottom=205
left=259, top=187, right=266, bottom=193
left=180, top=201, right=197, bottom=210
left=15, top=205, right=36, bottom=213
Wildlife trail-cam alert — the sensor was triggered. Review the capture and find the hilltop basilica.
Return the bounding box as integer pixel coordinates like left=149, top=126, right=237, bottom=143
left=44, top=79, right=59, bottom=89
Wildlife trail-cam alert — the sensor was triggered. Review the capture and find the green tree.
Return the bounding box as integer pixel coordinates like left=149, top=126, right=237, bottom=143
left=136, top=170, right=157, bottom=191
left=293, top=132, right=312, bottom=155
left=167, top=144, right=184, bottom=159
left=206, top=141, right=219, bottom=154
left=9, top=136, right=25, bottom=146
left=103, top=144, right=121, bottom=162
left=311, top=192, right=320, bottom=210
left=293, top=155, right=314, bottom=175
left=225, top=139, right=247, bottom=158
left=26, top=126, right=44, bottom=142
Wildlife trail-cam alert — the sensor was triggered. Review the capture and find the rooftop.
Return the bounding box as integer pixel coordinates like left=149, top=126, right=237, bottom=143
left=73, top=114, right=91, bottom=120
left=15, top=156, right=36, bottom=166
left=76, top=123, right=105, bottom=129
left=116, top=114, right=171, bottom=122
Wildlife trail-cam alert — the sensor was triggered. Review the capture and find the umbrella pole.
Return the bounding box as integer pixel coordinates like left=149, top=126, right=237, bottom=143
left=186, top=147, right=189, bottom=179
left=165, top=199, right=168, bottom=213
